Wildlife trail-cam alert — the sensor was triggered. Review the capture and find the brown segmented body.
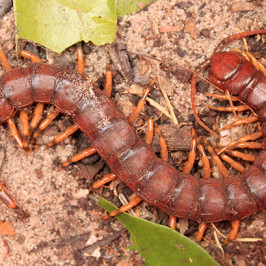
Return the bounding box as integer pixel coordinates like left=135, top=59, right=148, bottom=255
left=0, top=51, right=265, bottom=224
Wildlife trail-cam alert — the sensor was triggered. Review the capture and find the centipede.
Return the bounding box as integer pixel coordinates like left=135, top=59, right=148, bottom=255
left=0, top=30, right=265, bottom=258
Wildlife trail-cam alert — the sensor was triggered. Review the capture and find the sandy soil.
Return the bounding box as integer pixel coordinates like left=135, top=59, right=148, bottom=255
left=0, top=1, right=265, bottom=265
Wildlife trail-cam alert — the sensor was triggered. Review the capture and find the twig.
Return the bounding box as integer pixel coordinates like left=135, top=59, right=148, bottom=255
left=77, top=227, right=127, bottom=255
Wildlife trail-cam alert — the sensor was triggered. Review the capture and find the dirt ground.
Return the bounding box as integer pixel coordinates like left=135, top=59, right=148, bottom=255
left=0, top=0, right=265, bottom=265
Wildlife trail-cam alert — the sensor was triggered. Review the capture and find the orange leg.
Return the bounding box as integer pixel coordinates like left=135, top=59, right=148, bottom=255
left=91, top=173, right=116, bottom=190
left=217, top=116, right=259, bottom=132
left=20, top=50, right=42, bottom=63
left=219, top=153, right=245, bottom=173
left=29, top=103, right=45, bottom=132
left=225, top=89, right=238, bottom=119
left=20, top=110, right=30, bottom=148
left=156, top=126, right=168, bottom=162
left=205, top=92, right=239, bottom=101
left=0, top=48, right=12, bottom=70
left=128, top=77, right=157, bottom=123
left=224, top=220, right=240, bottom=244
left=104, top=64, right=113, bottom=98
left=0, top=183, right=16, bottom=209
left=217, top=131, right=263, bottom=155
left=195, top=223, right=207, bottom=242
left=244, top=51, right=266, bottom=74
left=206, top=143, right=229, bottom=178
left=77, top=43, right=84, bottom=75
left=59, top=147, right=97, bottom=169
left=32, top=108, right=61, bottom=139
left=234, top=142, right=263, bottom=149
left=209, top=105, right=250, bottom=112
left=169, top=215, right=177, bottom=230
left=7, top=118, right=24, bottom=149
left=197, top=143, right=211, bottom=179
left=225, top=150, right=256, bottom=162
left=110, top=195, right=142, bottom=216
left=47, top=124, right=79, bottom=147
left=145, top=118, right=154, bottom=145
left=183, top=128, right=197, bottom=174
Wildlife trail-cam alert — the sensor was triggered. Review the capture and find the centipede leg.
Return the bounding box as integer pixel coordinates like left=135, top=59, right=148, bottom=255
left=224, top=220, right=240, bottom=244
left=0, top=47, right=12, bottom=70
left=7, top=118, right=24, bottom=149
left=128, top=77, right=157, bottom=123
left=32, top=107, right=61, bottom=140
left=104, top=64, right=113, bottom=98
left=243, top=51, right=266, bottom=74
left=169, top=215, right=177, bottom=230
left=20, top=50, right=42, bottom=63
left=233, top=48, right=266, bottom=74
left=77, top=43, right=85, bottom=75
left=197, top=142, right=211, bottom=179
left=217, top=116, right=259, bottom=133
left=29, top=103, right=45, bottom=133
left=0, top=183, right=16, bottom=209
left=20, top=110, right=30, bottom=148
left=90, top=173, right=117, bottom=190
left=145, top=118, right=154, bottom=145
left=47, top=124, right=79, bottom=147
left=206, top=142, right=229, bottom=178
left=59, top=147, right=97, bottom=169
left=195, top=223, right=207, bottom=242
left=219, top=153, right=245, bottom=172
left=225, top=150, right=256, bottom=162
left=155, top=125, right=168, bottom=162
left=205, top=92, right=239, bottom=101
left=183, top=128, right=197, bottom=174
left=110, top=195, right=142, bottom=216
left=217, top=131, right=263, bottom=155
left=209, top=105, right=250, bottom=112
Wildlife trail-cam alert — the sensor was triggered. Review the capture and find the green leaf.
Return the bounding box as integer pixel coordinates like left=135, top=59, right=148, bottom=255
left=117, top=0, right=156, bottom=17
left=14, top=0, right=117, bottom=53
left=98, top=197, right=220, bottom=266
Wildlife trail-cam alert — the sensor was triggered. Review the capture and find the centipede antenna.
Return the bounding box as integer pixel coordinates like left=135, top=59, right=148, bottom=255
left=214, top=29, right=266, bottom=53
left=191, top=75, right=220, bottom=138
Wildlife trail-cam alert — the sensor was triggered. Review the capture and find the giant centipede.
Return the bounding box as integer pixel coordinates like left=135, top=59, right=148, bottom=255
left=0, top=41, right=265, bottom=249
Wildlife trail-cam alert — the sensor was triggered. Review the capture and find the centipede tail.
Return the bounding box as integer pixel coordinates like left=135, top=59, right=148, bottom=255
left=0, top=53, right=265, bottom=226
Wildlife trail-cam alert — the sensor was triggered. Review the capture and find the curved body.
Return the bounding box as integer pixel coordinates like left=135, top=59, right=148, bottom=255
left=0, top=52, right=265, bottom=223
